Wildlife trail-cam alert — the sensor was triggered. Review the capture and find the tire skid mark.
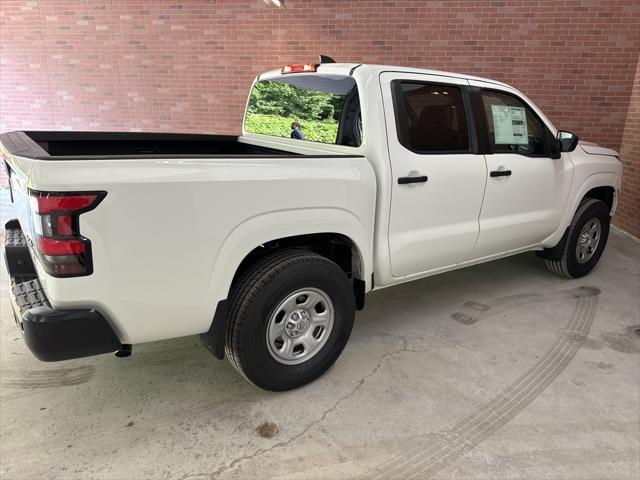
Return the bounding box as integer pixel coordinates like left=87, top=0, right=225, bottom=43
left=599, top=330, right=640, bottom=355
left=450, top=286, right=595, bottom=325
left=557, top=330, right=604, bottom=350
left=361, top=287, right=599, bottom=480
left=0, top=365, right=95, bottom=389
left=451, top=292, right=543, bottom=324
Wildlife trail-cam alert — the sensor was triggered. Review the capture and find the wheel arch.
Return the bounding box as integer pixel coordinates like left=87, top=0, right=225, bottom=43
left=230, top=232, right=367, bottom=309
left=208, top=208, right=372, bottom=301
left=583, top=185, right=615, bottom=213
left=542, top=172, right=619, bottom=249
left=200, top=208, right=371, bottom=360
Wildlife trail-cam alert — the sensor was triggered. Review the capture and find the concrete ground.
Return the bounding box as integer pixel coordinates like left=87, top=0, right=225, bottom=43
left=1, top=188, right=639, bottom=480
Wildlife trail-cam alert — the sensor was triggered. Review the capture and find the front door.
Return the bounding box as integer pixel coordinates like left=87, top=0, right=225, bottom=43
left=469, top=81, right=573, bottom=258
left=381, top=72, right=487, bottom=277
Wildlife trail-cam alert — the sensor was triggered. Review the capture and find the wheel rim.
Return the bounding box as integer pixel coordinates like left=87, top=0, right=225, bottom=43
left=266, top=288, right=335, bottom=365
left=575, top=217, right=601, bottom=264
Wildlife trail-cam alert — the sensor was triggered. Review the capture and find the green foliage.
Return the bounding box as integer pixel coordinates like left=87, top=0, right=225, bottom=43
left=245, top=80, right=345, bottom=144
left=245, top=114, right=338, bottom=144
left=248, top=80, right=345, bottom=122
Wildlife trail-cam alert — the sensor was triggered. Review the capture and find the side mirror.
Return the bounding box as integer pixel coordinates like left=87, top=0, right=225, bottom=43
left=557, top=130, right=579, bottom=153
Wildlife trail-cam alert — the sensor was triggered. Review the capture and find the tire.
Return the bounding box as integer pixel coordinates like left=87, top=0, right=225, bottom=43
left=544, top=198, right=610, bottom=279
left=225, top=249, right=356, bottom=391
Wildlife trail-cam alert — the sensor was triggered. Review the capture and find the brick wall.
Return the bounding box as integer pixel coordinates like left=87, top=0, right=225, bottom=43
left=617, top=59, right=640, bottom=238
left=0, top=0, right=638, bottom=234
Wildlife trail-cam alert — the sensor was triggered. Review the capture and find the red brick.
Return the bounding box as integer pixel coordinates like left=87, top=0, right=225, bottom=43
left=0, top=0, right=638, bottom=234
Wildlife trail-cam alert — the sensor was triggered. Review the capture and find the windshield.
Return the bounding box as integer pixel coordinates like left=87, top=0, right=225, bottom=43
left=245, top=74, right=362, bottom=147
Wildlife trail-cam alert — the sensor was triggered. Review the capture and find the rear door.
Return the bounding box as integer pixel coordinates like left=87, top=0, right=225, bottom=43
left=469, top=81, right=573, bottom=258
left=381, top=72, right=487, bottom=277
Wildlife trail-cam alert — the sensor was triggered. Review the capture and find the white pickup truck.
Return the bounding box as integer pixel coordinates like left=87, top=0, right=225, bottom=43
left=2, top=61, right=622, bottom=390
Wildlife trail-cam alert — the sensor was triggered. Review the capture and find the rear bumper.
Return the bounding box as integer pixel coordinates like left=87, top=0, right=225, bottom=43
left=4, top=219, right=121, bottom=361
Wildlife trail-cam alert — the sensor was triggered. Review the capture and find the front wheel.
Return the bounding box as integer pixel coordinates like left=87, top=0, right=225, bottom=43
left=543, top=198, right=611, bottom=279
left=225, top=250, right=356, bottom=391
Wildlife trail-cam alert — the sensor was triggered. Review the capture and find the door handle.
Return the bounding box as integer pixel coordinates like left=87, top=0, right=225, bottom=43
left=490, top=169, right=512, bottom=177
left=398, top=175, right=428, bottom=185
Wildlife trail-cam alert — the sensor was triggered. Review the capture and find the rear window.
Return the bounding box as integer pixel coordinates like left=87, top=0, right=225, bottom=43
left=245, top=75, right=362, bottom=147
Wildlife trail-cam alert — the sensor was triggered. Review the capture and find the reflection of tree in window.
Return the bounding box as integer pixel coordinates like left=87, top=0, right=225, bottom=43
left=245, top=77, right=361, bottom=146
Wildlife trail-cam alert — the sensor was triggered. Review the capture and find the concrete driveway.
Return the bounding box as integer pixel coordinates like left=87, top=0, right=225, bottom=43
left=1, top=189, right=639, bottom=480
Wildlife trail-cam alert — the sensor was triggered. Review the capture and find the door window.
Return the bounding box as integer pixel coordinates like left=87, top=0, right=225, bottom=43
left=481, top=90, right=549, bottom=156
left=393, top=82, right=470, bottom=153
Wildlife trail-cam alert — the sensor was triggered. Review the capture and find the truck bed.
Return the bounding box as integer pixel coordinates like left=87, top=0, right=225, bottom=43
left=0, top=131, right=299, bottom=160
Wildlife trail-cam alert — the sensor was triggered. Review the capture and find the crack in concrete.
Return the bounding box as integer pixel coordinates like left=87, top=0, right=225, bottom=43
left=361, top=287, right=601, bottom=479
left=199, top=340, right=427, bottom=479
left=195, top=285, right=601, bottom=480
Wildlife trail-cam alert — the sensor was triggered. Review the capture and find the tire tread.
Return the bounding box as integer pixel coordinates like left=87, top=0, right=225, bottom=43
left=224, top=249, right=344, bottom=388
left=544, top=198, right=607, bottom=279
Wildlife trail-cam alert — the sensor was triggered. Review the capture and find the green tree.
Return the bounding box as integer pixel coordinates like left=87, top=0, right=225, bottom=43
left=248, top=81, right=344, bottom=122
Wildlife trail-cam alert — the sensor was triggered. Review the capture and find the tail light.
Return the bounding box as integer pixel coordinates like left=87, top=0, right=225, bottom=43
left=29, top=190, right=106, bottom=277
left=281, top=64, right=318, bottom=74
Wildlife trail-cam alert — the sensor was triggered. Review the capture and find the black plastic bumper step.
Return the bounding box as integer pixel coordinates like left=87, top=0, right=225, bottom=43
left=4, top=222, right=27, bottom=247
left=4, top=218, right=124, bottom=361
left=3, top=220, right=36, bottom=277
left=11, top=278, right=51, bottom=315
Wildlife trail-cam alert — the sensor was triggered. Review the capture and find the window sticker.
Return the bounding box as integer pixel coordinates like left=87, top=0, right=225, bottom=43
left=491, top=105, right=529, bottom=145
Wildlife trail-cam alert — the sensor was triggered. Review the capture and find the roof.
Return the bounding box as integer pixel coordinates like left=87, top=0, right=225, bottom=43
left=258, top=62, right=511, bottom=89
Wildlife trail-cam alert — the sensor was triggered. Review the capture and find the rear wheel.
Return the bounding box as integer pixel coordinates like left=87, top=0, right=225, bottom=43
left=543, top=198, right=610, bottom=279
left=225, top=250, right=355, bottom=391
